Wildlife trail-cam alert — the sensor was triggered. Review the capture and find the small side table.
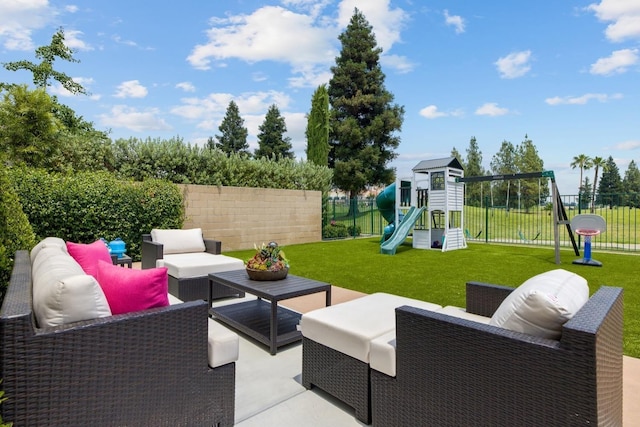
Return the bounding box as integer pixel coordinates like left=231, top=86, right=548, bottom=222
left=111, top=254, right=133, bottom=268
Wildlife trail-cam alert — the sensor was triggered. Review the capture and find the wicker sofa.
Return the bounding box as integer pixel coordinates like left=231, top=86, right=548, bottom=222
left=370, top=281, right=624, bottom=426
left=0, top=246, right=237, bottom=426
left=141, top=228, right=245, bottom=302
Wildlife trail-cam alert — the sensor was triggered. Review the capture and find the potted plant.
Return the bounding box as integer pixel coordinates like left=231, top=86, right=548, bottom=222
left=245, top=242, right=290, bottom=280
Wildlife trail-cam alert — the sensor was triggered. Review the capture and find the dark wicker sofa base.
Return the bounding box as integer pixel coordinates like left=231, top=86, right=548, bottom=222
left=301, top=337, right=371, bottom=424
left=169, top=274, right=244, bottom=302
left=1, top=250, right=235, bottom=426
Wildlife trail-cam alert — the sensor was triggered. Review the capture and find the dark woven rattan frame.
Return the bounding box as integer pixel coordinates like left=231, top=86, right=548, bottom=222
left=142, top=234, right=244, bottom=301
left=370, top=281, right=624, bottom=427
left=0, top=251, right=236, bottom=426
left=302, top=337, right=371, bottom=424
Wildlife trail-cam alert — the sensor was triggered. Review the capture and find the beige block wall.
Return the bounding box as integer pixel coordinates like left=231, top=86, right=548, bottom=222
left=179, top=184, right=322, bottom=251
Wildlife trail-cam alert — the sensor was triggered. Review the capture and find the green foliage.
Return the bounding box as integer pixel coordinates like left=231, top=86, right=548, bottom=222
left=305, top=84, right=330, bottom=167
left=623, top=160, right=640, bottom=208
left=328, top=8, right=404, bottom=198
left=322, top=221, right=349, bottom=239
left=2, top=28, right=86, bottom=95
left=255, top=104, right=293, bottom=159
left=347, top=224, right=361, bottom=237
left=8, top=168, right=183, bottom=260
left=463, top=137, right=486, bottom=207
left=0, top=85, right=61, bottom=169
left=0, top=160, right=36, bottom=302
left=111, top=137, right=332, bottom=192
left=597, top=156, right=623, bottom=207
left=215, top=101, right=250, bottom=156
left=0, top=379, right=13, bottom=427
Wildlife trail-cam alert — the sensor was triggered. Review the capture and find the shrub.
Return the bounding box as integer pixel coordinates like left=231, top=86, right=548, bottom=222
left=8, top=168, right=183, bottom=260
left=0, top=161, right=36, bottom=303
left=347, top=224, right=361, bottom=237
left=323, top=221, right=348, bottom=239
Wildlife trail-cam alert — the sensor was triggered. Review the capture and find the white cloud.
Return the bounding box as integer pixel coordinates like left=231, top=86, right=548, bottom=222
left=187, top=0, right=411, bottom=87
left=613, top=140, right=640, bottom=150
left=587, top=0, right=640, bottom=42
left=545, top=93, right=623, bottom=105
left=590, top=48, right=639, bottom=75
left=419, top=105, right=447, bottom=119
left=381, top=54, right=415, bottom=74
left=114, top=80, right=148, bottom=98
left=64, top=30, right=93, bottom=51
left=0, top=0, right=56, bottom=50
left=444, top=10, right=465, bottom=34
left=475, top=103, right=509, bottom=116
left=495, top=50, right=532, bottom=79
left=98, top=105, right=172, bottom=132
left=49, top=77, right=96, bottom=98
left=176, top=82, right=196, bottom=92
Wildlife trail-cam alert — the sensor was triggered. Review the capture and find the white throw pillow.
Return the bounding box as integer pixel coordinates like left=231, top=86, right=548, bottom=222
left=32, top=250, right=112, bottom=327
left=151, top=228, right=206, bottom=254
left=489, top=269, right=589, bottom=340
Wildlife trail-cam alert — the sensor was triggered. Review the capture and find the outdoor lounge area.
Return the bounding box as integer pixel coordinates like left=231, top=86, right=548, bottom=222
left=1, top=236, right=639, bottom=426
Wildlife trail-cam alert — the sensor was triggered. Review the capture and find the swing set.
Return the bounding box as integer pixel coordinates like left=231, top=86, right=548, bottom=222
left=458, top=171, right=580, bottom=264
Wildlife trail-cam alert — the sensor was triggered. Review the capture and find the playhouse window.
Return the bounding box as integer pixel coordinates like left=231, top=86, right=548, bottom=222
left=431, top=171, right=445, bottom=191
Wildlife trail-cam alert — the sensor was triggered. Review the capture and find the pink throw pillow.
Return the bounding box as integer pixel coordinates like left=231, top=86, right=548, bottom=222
left=66, top=240, right=113, bottom=278
left=96, top=260, right=169, bottom=315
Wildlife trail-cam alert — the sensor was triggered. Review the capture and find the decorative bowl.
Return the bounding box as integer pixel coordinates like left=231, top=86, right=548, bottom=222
left=246, top=267, right=289, bottom=281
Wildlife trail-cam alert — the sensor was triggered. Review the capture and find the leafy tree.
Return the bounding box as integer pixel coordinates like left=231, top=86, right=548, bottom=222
left=328, top=8, right=404, bottom=201
left=596, top=156, right=623, bottom=208
left=305, top=84, right=330, bottom=166
left=571, top=154, right=592, bottom=195
left=490, top=140, right=517, bottom=208
left=590, top=156, right=606, bottom=212
left=463, top=136, right=486, bottom=207
left=516, top=135, right=547, bottom=210
left=206, top=136, right=216, bottom=150
left=623, top=160, right=640, bottom=208
left=255, top=104, right=293, bottom=159
left=2, top=28, right=87, bottom=95
left=0, top=85, right=61, bottom=169
left=216, top=100, right=250, bottom=156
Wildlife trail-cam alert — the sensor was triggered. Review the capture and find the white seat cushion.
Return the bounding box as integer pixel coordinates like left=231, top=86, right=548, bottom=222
left=489, top=269, right=589, bottom=339
left=437, top=305, right=491, bottom=324
left=151, top=228, right=206, bottom=254
left=370, top=330, right=397, bottom=377
left=300, top=292, right=442, bottom=363
left=158, top=253, right=244, bottom=278
left=167, top=294, right=239, bottom=367
left=208, top=318, right=240, bottom=368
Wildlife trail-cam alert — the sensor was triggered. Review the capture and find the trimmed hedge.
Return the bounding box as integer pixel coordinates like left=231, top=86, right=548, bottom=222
left=8, top=168, right=184, bottom=261
left=0, top=163, right=36, bottom=302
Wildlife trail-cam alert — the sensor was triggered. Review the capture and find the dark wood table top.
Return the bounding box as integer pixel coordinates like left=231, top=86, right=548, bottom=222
left=209, top=269, right=331, bottom=302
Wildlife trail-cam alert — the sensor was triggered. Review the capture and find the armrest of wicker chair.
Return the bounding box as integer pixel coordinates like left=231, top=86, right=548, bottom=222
left=204, top=238, right=222, bottom=254
left=371, top=285, right=623, bottom=426
left=141, top=233, right=163, bottom=269
left=0, top=250, right=235, bottom=426
left=465, top=281, right=515, bottom=317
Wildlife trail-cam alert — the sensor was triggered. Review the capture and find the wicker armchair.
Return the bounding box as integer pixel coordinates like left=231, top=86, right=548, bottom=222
left=0, top=251, right=235, bottom=426
left=371, top=281, right=624, bottom=427
left=141, top=233, right=244, bottom=301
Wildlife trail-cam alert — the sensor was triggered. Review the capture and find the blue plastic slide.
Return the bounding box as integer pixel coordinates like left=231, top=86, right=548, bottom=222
left=380, top=206, right=427, bottom=255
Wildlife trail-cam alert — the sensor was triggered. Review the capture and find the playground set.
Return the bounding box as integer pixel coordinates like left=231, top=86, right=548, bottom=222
left=376, top=156, right=605, bottom=266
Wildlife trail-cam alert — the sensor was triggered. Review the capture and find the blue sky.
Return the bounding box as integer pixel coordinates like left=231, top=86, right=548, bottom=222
left=1, top=0, right=639, bottom=194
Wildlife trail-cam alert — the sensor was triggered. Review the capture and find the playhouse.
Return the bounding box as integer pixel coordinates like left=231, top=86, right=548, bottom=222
left=378, top=157, right=466, bottom=254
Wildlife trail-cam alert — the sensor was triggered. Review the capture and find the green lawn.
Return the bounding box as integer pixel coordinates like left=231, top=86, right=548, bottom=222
left=226, top=238, right=640, bottom=358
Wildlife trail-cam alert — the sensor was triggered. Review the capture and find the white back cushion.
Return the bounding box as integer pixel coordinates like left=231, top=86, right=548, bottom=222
left=489, top=269, right=589, bottom=340
left=151, top=228, right=206, bottom=254
left=30, top=237, right=67, bottom=263
left=32, top=249, right=111, bottom=327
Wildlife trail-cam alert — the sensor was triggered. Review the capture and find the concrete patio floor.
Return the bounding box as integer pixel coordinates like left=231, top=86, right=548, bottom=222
left=210, top=286, right=640, bottom=426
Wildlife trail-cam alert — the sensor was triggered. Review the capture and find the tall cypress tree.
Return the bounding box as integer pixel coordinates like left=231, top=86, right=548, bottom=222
left=255, top=104, right=293, bottom=159
left=215, top=100, right=250, bottom=156
left=597, top=156, right=623, bottom=207
left=328, top=8, right=404, bottom=200
left=305, top=84, right=330, bottom=167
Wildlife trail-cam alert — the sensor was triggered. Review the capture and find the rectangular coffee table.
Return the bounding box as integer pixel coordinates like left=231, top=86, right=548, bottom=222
left=208, top=269, right=331, bottom=355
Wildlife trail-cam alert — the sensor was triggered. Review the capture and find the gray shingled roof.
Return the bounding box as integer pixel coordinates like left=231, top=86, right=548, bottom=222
left=412, top=156, right=463, bottom=172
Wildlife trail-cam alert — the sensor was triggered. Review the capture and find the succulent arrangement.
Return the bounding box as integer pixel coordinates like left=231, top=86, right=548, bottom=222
left=246, top=242, right=289, bottom=272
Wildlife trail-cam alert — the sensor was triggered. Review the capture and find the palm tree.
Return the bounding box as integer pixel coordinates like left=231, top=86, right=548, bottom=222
left=571, top=154, right=593, bottom=194
left=591, top=156, right=607, bottom=212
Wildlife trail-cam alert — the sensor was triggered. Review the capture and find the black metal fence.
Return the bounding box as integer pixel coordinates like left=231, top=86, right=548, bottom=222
left=323, top=193, right=640, bottom=253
